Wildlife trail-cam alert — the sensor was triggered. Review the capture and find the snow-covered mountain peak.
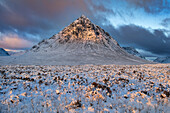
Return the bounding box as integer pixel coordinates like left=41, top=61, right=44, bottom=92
left=31, top=15, right=120, bottom=51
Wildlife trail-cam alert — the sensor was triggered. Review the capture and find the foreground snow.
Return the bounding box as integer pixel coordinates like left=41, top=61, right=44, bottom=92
left=0, top=64, right=169, bottom=113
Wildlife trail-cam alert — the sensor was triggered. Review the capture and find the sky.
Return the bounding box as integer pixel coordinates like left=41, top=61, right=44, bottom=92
left=0, top=0, right=170, bottom=57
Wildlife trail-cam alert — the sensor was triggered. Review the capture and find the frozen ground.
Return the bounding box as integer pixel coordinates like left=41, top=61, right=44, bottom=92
left=0, top=64, right=169, bottom=113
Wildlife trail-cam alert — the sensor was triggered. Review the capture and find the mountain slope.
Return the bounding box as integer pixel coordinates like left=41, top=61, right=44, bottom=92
left=0, top=48, right=10, bottom=56
left=0, top=15, right=153, bottom=65
left=122, top=47, right=145, bottom=59
left=154, top=57, right=170, bottom=63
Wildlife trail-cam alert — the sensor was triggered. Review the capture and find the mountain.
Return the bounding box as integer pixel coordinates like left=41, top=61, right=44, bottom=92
left=0, top=15, right=152, bottom=65
left=154, top=57, right=170, bottom=63
left=31, top=15, right=120, bottom=52
left=122, top=47, right=145, bottom=59
left=0, top=48, right=10, bottom=56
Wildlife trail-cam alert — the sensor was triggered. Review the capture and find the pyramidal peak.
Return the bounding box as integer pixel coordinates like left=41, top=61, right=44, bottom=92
left=31, top=15, right=120, bottom=52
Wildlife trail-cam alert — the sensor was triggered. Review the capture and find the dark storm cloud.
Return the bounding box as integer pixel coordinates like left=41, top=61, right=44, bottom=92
left=0, top=0, right=91, bottom=49
left=123, top=0, right=170, bottom=13
left=102, top=24, right=170, bottom=56
left=0, top=0, right=90, bottom=37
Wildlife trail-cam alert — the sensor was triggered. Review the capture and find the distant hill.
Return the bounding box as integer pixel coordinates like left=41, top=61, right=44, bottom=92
left=122, top=47, right=145, bottom=59
left=0, top=48, right=10, bottom=56
left=154, top=57, right=170, bottom=63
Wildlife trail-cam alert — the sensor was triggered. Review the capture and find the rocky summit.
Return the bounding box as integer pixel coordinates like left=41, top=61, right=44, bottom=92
left=0, top=15, right=153, bottom=65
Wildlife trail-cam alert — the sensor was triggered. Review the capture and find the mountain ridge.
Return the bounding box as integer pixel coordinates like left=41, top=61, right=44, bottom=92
left=0, top=15, right=153, bottom=65
left=154, top=57, right=170, bottom=63
left=0, top=48, right=10, bottom=56
left=122, top=47, right=145, bottom=59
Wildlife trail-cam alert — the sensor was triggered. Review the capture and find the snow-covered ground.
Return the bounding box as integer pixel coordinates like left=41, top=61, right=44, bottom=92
left=0, top=64, right=169, bottom=113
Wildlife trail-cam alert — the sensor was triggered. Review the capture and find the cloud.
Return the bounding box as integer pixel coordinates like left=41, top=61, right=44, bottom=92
left=123, top=0, right=170, bottom=13
left=0, top=0, right=91, bottom=34
left=102, top=24, right=170, bottom=56
left=87, top=0, right=115, bottom=15
left=0, top=0, right=114, bottom=43
left=0, top=0, right=110, bottom=38
left=0, top=33, right=34, bottom=49
left=161, top=18, right=170, bottom=28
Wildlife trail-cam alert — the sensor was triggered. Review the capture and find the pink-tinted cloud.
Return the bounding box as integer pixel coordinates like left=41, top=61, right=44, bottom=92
left=0, top=33, right=34, bottom=49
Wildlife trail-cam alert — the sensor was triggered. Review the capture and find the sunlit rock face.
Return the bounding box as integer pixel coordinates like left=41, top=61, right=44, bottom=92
left=58, top=15, right=119, bottom=45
